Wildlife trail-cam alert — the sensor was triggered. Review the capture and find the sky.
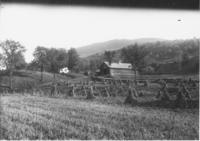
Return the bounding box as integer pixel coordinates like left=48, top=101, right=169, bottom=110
left=0, top=4, right=200, bottom=63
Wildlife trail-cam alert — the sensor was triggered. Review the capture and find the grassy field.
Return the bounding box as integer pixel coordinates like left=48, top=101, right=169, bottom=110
left=0, top=95, right=199, bottom=140
left=138, top=74, right=199, bottom=80
left=0, top=70, right=87, bottom=91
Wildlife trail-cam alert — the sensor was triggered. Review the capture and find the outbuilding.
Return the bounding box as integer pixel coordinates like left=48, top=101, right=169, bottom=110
left=99, top=61, right=137, bottom=79
left=59, top=67, right=69, bottom=74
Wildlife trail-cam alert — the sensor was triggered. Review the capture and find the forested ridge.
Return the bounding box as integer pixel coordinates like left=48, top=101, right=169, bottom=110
left=85, top=38, right=199, bottom=74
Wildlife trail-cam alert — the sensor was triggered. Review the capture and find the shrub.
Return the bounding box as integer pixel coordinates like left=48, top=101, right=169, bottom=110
left=124, top=88, right=138, bottom=105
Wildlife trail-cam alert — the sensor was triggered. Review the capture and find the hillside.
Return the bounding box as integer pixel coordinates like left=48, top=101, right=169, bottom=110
left=76, top=38, right=164, bottom=57
left=0, top=70, right=85, bottom=90
left=84, top=38, right=199, bottom=74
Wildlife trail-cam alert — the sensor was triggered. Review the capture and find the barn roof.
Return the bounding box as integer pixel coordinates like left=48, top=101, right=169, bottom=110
left=104, top=61, right=132, bottom=69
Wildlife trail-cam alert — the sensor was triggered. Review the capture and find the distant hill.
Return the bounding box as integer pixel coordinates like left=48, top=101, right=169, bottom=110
left=83, top=38, right=199, bottom=75
left=76, top=38, right=164, bottom=57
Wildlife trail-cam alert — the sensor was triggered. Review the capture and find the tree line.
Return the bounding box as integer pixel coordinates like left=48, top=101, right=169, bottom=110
left=0, top=38, right=199, bottom=90
left=30, top=46, right=79, bottom=81
left=86, top=38, right=199, bottom=75
left=0, top=40, right=80, bottom=90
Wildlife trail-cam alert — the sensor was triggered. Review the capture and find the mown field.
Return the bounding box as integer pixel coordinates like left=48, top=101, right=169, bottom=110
left=0, top=95, right=199, bottom=140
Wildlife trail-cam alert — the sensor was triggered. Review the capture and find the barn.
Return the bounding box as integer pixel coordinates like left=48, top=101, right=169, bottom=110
left=99, top=61, right=137, bottom=79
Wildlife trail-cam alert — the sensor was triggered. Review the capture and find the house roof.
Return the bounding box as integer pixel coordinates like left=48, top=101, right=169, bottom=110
left=104, top=61, right=132, bottom=69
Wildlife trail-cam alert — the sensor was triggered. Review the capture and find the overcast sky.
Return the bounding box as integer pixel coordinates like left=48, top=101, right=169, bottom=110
left=0, top=4, right=199, bottom=62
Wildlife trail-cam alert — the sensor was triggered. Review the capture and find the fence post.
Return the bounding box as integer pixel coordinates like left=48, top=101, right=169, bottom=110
left=86, top=85, right=95, bottom=99
left=105, top=87, right=110, bottom=97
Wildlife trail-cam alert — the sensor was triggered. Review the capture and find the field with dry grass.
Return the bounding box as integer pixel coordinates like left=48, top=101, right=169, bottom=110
left=0, top=95, right=199, bottom=140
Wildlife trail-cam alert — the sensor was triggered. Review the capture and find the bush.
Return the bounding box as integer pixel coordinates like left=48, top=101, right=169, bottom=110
left=86, top=86, right=95, bottom=99
left=174, top=91, right=187, bottom=108
left=124, top=88, right=137, bottom=105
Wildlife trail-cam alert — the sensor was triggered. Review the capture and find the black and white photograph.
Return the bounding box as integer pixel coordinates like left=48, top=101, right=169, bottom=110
left=0, top=0, right=199, bottom=140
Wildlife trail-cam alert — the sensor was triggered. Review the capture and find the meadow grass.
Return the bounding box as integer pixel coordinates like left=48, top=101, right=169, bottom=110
left=0, top=95, right=199, bottom=140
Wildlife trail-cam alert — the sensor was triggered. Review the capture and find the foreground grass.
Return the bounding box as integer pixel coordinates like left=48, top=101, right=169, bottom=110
left=0, top=95, right=199, bottom=140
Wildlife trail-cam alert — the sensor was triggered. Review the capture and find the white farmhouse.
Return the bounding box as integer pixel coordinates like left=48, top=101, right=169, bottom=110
left=59, top=67, right=69, bottom=74
left=0, top=66, right=6, bottom=71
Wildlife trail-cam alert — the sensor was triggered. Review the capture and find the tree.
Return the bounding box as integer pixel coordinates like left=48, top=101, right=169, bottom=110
left=121, top=44, right=147, bottom=80
left=89, top=55, right=103, bottom=73
left=104, top=50, right=115, bottom=65
left=14, top=53, right=27, bottom=70
left=181, top=52, right=190, bottom=67
left=0, top=53, right=3, bottom=68
left=27, top=60, right=39, bottom=71
left=89, top=59, right=97, bottom=72
left=46, top=48, right=68, bottom=80
left=67, top=48, right=79, bottom=71
left=45, top=48, right=68, bottom=95
left=74, top=59, right=90, bottom=73
left=0, top=40, right=26, bottom=91
left=33, top=46, right=48, bottom=82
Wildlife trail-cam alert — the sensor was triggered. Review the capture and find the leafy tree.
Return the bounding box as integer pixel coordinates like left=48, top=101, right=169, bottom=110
left=14, top=53, right=27, bottom=70
left=33, top=46, right=48, bottom=82
left=44, top=48, right=68, bottom=95
left=89, top=55, right=103, bottom=73
left=121, top=44, right=148, bottom=80
left=67, top=48, right=79, bottom=71
left=26, top=60, right=39, bottom=71
left=0, top=53, right=3, bottom=68
left=181, top=52, right=190, bottom=66
left=0, top=40, right=26, bottom=90
left=32, top=47, right=68, bottom=82
left=89, top=59, right=97, bottom=72
left=104, top=50, right=115, bottom=65
left=46, top=48, right=68, bottom=80
left=74, top=58, right=90, bottom=73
